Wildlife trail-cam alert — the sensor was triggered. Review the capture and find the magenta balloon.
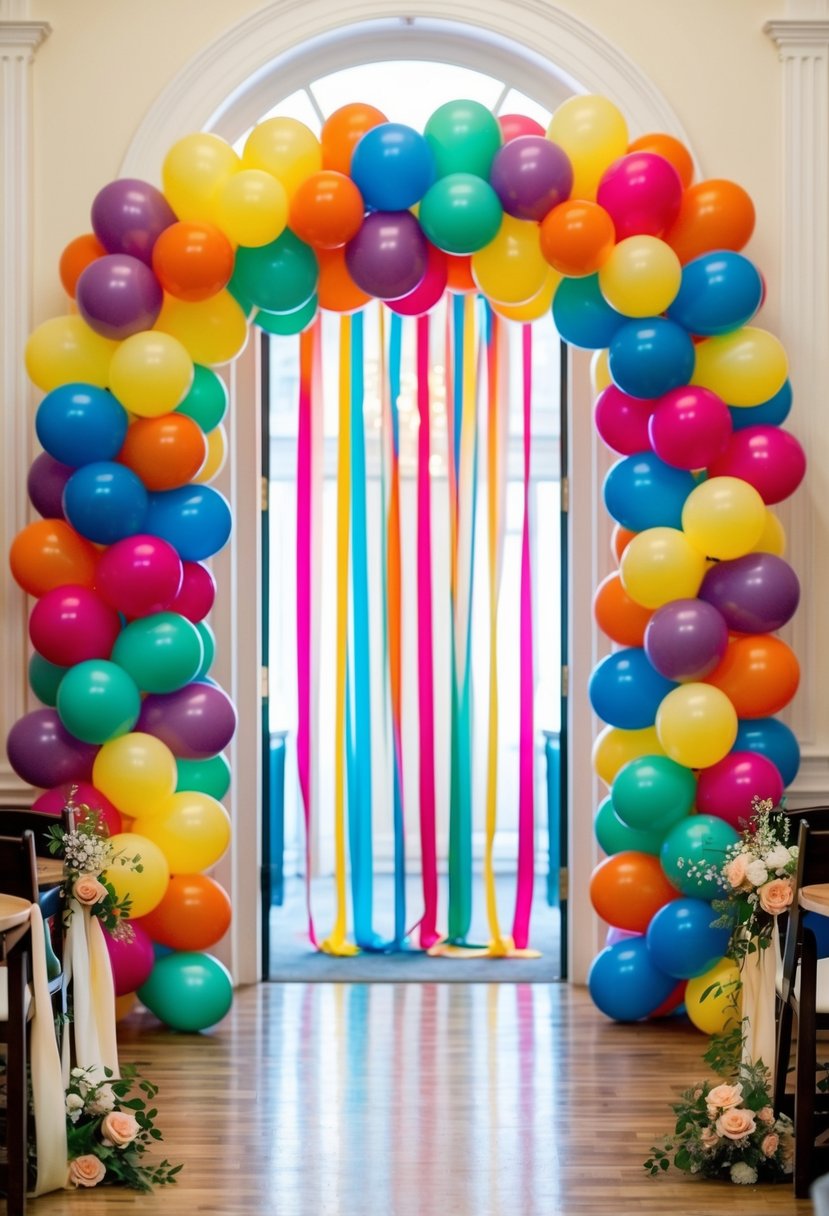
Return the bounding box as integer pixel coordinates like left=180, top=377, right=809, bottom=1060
left=33, top=780, right=123, bottom=835
left=643, top=597, right=729, bottom=681
left=6, top=708, right=98, bottom=788
left=102, top=921, right=156, bottom=996
left=91, top=177, right=177, bottom=264
left=136, top=681, right=237, bottom=759
left=594, top=385, right=656, bottom=455
left=699, top=552, right=800, bottom=633
left=76, top=254, right=163, bottom=340
left=96, top=534, right=184, bottom=618
left=648, top=386, right=733, bottom=470
left=708, top=424, right=806, bottom=504
left=345, top=211, right=428, bottom=301
left=169, top=561, right=216, bottom=623
left=27, top=452, right=72, bottom=519
left=386, top=242, right=448, bottom=316
left=489, top=135, right=573, bottom=221
left=596, top=152, right=683, bottom=240
left=498, top=114, right=546, bottom=143
left=29, top=584, right=122, bottom=667
left=696, top=750, right=784, bottom=829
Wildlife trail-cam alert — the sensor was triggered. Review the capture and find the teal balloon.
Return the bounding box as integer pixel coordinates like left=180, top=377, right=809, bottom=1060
left=594, top=796, right=664, bottom=856
left=29, top=653, right=68, bottom=707
left=176, top=364, right=228, bottom=433
left=233, top=229, right=318, bottom=314
left=111, top=611, right=204, bottom=694
left=611, top=754, right=696, bottom=832
left=226, top=273, right=256, bottom=318
left=660, top=814, right=740, bottom=900
left=176, top=753, right=231, bottom=800
left=419, top=173, right=503, bottom=255
left=137, top=951, right=233, bottom=1031
left=255, top=294, right=318, bottom=336
left=55, top=659, right=141, bottom=744
left=195, top=620, right=215, bottom=679
left=424, top=100, right=502, bottom=179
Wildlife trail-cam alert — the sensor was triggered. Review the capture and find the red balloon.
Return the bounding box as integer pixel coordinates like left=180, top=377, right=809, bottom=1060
left=386, top=243, right=448, bottom=316
left=695, top=751, right=784, bottom=829
left=168, top=561, right=216, bottom=623
left=707, top=425, right=806, bottom=505
left=33, top=780, right=123, bottom=836
left=498, top=113, right=546, bottom=143
left=95, top=534, right=184, bottom=619
left=594, top=384, right=655, bottom=455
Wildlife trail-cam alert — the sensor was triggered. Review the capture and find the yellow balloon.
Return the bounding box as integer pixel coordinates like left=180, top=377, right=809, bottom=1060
left=591, top=348, right=611, bottom=394
left=472, top=215, right=549, bottom=305
left=242, top=117, right=322, bottom=201
left=619, top=526, right=707, bottom=609
left=547, top=94, right=629, bottom=201
left=154, top=291, right=249, bottom=367
left=162, top=132, right=241, bottom=222
left=93, top=732, right=178, bottom=819
left=592, top=724, right=664, bottom=787
left=751, top=508, right=786, bottom=557
left=25, top=315, right=117, bottom=392
left=685, top=957, right=742, bottom=1036
left=132, top=791, right=231, bottom=874
left=681, top=475, right=766, bottom=560
left=194, top=423, right=227, bottom=483
left=598, top=236, right=682, bottom=318
left=691, top=327, right=788, bottom=407
left=490, top=269, right=561, bottom=321
left=211, top=168, right=289, bottom=248
left=105, top=831, right=170, bottom=918
left=655, top=682, right=738, bottom=769
left=109, top=331, right=194, bottom=416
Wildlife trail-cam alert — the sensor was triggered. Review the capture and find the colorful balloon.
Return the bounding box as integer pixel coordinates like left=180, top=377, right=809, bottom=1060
left=691, top=327, right=788, bottom=408
left=643, top=598, right=729, bottom=682
left=608, top=317, right=696, bottom=400
left=76, top=254, right=163, bottom=341
left=597, top=235, right=682, bottom=318
left=242, top=116, right=322, bottom=201
left=471, top=215, right=549, bottom=305
left=424, top=99, right=502, bottom=179
left=594, top=795, right=664, bottom=856
left=91, top=178, right=176, bottom=264
left=27, top=453, right=73, bottom=519
left=108, top=331, right=194, bottom=417
left=111, top=612, right=205, bottom=694
left=25, top=315, right=117, bottom=392
left=29, top=584, right=121, bottom=667
left=655, top=682, right=738, bottom=769
left=345, top=211, right=428, bottom=300
left=176, top=753, right=231, bottom=800
left=647, top=386, right=732, bottom=470
left=211, top=168, right=288, bottom=248
left=592, top=570, right=653, bottom=647
left=705, top=634, right=800, bottom=718
left=681, top=476, right=767, bottom=561
left=138, top=873, right=232, bottom=952
left=92, top=732, right=178, bottom=819
left=547, top=94, right=628, bottom=201
left=589, top=647, right=677, bottom=730
left=289, top=170, right=365, bottom=250
left=596, top=152, right=683, bottom=239
left=321, top=102, right=388, bottom=176
left=660, top=815, right=740, bottom=899
left=664, top=179, right=755, bottom=264
left=619, top=526, right=706, bottom=609
left=119, top=413, right=208, bottom=491
left=136, top=682, right=237, bottom=759
left=707, top=424, right=806, bottom=505
left=145, top=485, right=232, bottom=562
left=684, top=956, right=742, bottom=1035
left=603, top=453, right=695, bottom=532
left=732, top=717, right=800, bottom=788
left=552, top=274, right=626, bottom=350
left=589, top=938, right=678, bottom=1022
left=62, top=461, right=149, bottom=545
left=628, top=133, right=694, bottom=189
left=350, top=123, right=435, bottom=211
left=6, top=708, right=98, bottom=788
left=589, top=851, right=678, bottom=932
left=695, top=751, right=784, bottom=829
left=646, top=898, right=731, bottom=980
left=610, top=753, right=696, bottom=832
left=595, top=382, right=656, bottom=457
left=9, top=519, right=98, bottom=596
left=56, top=659, right=142, bottom=744
left=540, top=199, right=616, bottom=278
left=35, top=383, right=129, bottom=468
left=102, top=921, right=156, bottom=996
left=137, top=950, right=233, bottom=1031
left=418, top=173, right=503, bottom=256
left=168, top=561, right=216, bottom=623
left=699, top=551, right=800, bottom=633
left=489, top=135, right=572, bottom=221
left=105, top=831, right=170, bottom=918
left=667, top=250, right=763, bottom=335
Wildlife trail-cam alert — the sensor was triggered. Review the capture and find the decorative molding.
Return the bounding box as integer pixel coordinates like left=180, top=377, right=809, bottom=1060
left=765, top=18, right=829, bottom=45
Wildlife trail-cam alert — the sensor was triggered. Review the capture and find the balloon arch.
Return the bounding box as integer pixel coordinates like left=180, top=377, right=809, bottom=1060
left=6, top=94, right=803, bottom=1029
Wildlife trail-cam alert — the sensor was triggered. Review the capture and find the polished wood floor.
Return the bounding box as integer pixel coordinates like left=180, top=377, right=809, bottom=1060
left=30, top=983, right=811, bottom=1216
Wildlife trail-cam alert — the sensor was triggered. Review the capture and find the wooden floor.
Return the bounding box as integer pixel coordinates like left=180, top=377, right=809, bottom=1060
left=29, top=982, right=812, bottom=1216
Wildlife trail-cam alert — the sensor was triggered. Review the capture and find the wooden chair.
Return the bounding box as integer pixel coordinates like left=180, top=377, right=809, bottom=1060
left=774, top=815, right=829, bottom=1197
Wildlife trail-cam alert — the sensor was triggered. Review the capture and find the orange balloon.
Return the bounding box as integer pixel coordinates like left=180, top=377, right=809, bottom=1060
left=445, top=254, right=477, bottom=294
left=119, top=413, right=208, bottom=491
left=628, top=133, right=694, bottom=189
left=611, top=524, right=638, bottom=564
left=540, top=200, right=616, bottom=277
left=289, top=171, right=365, bottom=250
left=664, top=179, right=756, bottom=265
left=705, top=634, right=800, bottom=718
left=589, top=851, right=678, bottom=932
left=321, top=102, right=388, bottom=176
left=593, top=570, right=654, bottom=647
left=137, top=872, right=232, bottom=951
left=59, top=233, right=107, bottom=298
left=115, top=992, right=137, bottom=1022
left=316, top=246, right=371, bottom=313
left=151, top=221, right=235, bottom=302
left=10, top=519, right=98, bottom=597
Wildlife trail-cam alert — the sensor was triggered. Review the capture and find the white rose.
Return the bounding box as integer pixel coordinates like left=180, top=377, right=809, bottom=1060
left=65, top=1092, right=84, bottom=1124
left=85, top=1083, right=115, bottom=1115
left=788, top=845, right=799, bottom=861
left=763, top=845, right=791, bottom=871
left=745, top=859, right=769, bottom=887
left=730, top=1161, right=758, bottom=1185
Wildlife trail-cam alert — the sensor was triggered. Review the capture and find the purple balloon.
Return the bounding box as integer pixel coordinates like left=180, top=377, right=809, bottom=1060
left=644, top=598, right=729, bottom=682
left=91, top=178, right=177, bottom=264
left=345, top=211, right=428, bottom=301
left=699, top=552, right=801, bottom=634
left=489, top=135, right=573, bottom=221
left=76, top=254, right=163, bottom=340
left=136, top=682, right=237, bottom=759
left=6, top=708, right=98, bottom=789
left=27, top=452, right=73, bottom=519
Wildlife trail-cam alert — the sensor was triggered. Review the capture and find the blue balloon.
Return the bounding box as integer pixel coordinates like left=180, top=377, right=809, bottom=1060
left=588, top=938, right=677, bottom=1021
left=729, top=379, right=792, bottom=431
left=35, top=383, right=129, bottom=467
left=646, top=897, right=732, bottom=979
left=589, top=647, right=677, bottom=730
left=603, top=452, right=696, bottom=531
left=805, top=912, right=829, bottom=960
left=146, top=486, right=233, bottom=561
left=351, top=123, right=436, bottom=211
left=608, top=317, right=696, bottom=399
left=667, top=251, right=763, bottom=336
left=732, top=717, right=800, bottom=787
left=62, top=461, right=148, bottom=544
left=552, top=274, right=626, bottom=350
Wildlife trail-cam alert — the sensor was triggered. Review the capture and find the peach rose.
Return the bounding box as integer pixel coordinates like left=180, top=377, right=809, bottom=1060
left=67, top=1155, right=106, bottom=1187
left=706, top=1082, right=743, bottom=1111
left=761, top=1132, right=779, bottom=1157
left=758, top=878, right=793, bottom=916
left=101, top=1111, right=140, bottom=1148
left=724, top=854, right=749, bottom=889
left=716, top=1108, right=756, bottom=1140
left=700, top=1126, right=720, bottom=1150
left=73, top=875, right=108, bottom=907
left=758, top=1106, right=775, bottom=1126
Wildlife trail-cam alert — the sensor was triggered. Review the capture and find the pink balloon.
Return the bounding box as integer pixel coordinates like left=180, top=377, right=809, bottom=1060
left=386, top=242, right=448, bottom=317
left=499, top=113, right=546, bottom=143
left=95, top=534, right=184, bottom=618
left=695, top=750, right=784, bottom=829
left=33, top=780, right=123, bottom=836
left=102, top=921, right=156, bottom=996
left=169, top=561, right=216, bottom=623
left=594, top=384, right=656, bottom=454
left=29, top=584, right=121, bottom=667
left=606, top=926, right=641, bottom=946
left=648, top=386, right=733, bottom=470
left=596, top=152, right=683, bottom=240
left=708, top=424, right=806, bottom=504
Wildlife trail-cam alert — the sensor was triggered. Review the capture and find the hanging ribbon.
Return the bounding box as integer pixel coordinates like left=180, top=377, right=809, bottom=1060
left=24, top=902, right=68, bottom=1195
left=62, top=903, right=118, bottom=1083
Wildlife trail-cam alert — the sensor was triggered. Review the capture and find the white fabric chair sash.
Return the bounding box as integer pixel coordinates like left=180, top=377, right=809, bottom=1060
left=61, top=897, right=119, bottom=1084
left=22, top=903, right=67, bottom=1195
left=740, top=920, right=778, bottom=1075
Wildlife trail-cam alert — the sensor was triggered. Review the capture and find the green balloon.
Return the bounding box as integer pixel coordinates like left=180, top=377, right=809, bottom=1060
left=29, top=653, right=68, bottom=707
left=111, top=612, right=204, bottom=694
left=176, top=364, right=228, bottom=433
left=176, top=753, right=231, bottom=800
left=424, top=99, right=503, bottom=179
left=233, top=229, right=318, bottom=314
left=56, top=659, right=141, bottom=744
left=611, top=754, right=696, bottom=832
left=594, top=796, right=664, bottom=857
left=660, top=814, right=740, bottom=899
left=137, top=951, right=233, bottom=1031
left=195, top=620, right=215, bottom=679
left=226, top=273, right=256, bottom=318
left=419, top=173, right=503, bottom=255
left=255, top=294, right=319, bottom=336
